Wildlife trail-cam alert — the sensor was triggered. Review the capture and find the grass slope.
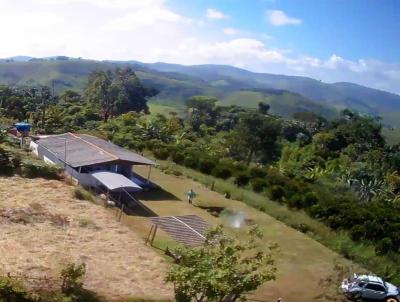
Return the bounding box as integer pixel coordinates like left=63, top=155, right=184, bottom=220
left=0, top=176, right=173, bottom=301
left=383, top=127, right=400, bottom=145
left=131, top=165, right=356, bottom=302
left=220, top=90, right=338, bottom=119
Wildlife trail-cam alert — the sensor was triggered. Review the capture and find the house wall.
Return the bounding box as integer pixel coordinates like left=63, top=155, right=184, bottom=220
left=31, top=143, right=136, bottom=190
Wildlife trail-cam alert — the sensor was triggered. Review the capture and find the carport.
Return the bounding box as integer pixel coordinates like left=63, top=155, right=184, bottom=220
left=90, top=171, right=142, bottom=192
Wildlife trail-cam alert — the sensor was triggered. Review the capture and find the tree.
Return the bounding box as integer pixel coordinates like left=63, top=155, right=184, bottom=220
left=185, top=96, right=220, bottom=131
left=258, top=102, right=270, bottom=114
left=229, top=112, right=282, bottom=164
left=60, top=90, right=81, bottom=103
left=85, top=68, right=157, bottom=122
left=166, top=226, right=277, bottom=302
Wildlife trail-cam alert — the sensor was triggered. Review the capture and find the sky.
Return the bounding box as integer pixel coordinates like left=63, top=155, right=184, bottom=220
left=0, top=0, right=399, bottom=94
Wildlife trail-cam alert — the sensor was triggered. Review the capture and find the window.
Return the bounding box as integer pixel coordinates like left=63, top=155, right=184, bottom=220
left=358, top=282, right=366, bottom=287
left=365, top=284, right=385, bottom=292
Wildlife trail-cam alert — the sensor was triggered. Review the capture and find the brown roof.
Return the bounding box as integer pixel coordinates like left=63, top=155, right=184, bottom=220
left=36, top=133, right=155, bottom=168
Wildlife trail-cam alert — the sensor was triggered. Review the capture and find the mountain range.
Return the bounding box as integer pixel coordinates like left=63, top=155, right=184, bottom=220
left=0, top=56, right=399, bottom=126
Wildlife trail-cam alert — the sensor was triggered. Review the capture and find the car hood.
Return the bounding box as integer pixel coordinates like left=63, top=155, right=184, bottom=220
left=386, top=282, right=399, bottom=295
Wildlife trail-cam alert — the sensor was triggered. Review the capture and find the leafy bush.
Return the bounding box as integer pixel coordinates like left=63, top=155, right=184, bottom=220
left=234, top=172, right=250, bottom=187
left=376, top=238, right=393, bottom=255
left=287, top=193, right=304, bottom=209
left=60, top=263, right=86, bottom=295
left=211, top=165, right=232, bottom=179
left=268, top=185, right=286, bottom=201
left=199, top=158, right=217, bottom=175
left=20, top=161, right=61, bottom=179
left=153, top=147, right=169, bottom=160
left=0, top=147, right=14, bottom=175
left=249, top=167, right=267, bottom=179
left=72, top=188, right=94, bottom=202
left=350, top=225, right=365, bottom=241
left=290, top=223, right=312, bottom=234
left=302, top=192, right=319, bottom=207
left=0, top=276, right=31, bottom=302
left=183, top=155, right=199, bottom=169
left=250, top=178, right=268, bottom=193
left=171, top=151, right=185, bottom=164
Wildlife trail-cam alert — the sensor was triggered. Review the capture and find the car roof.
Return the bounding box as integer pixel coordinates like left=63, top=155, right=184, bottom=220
left=354, top=274, right=384, bottom=284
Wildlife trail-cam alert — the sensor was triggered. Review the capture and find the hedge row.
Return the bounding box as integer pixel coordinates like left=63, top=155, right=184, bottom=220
left=148, top=140, right=398, bottom=258
left=0, top=146, right=61, bottom=179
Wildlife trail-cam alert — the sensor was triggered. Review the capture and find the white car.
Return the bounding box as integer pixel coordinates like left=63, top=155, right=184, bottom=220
left=342, top=274, right=399, bottom=302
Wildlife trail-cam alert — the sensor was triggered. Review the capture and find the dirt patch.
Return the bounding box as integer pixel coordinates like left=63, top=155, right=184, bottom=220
left=0, top=205, right=70, bottom=227
left=0, top=176, right=173, bottom=301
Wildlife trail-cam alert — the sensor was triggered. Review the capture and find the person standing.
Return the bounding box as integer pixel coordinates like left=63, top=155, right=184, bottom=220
left=186, top=189, right=196, bottom=204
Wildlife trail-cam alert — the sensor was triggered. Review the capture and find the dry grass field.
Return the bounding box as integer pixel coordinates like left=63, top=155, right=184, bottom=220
left=0, top=176, right=173, bottom=301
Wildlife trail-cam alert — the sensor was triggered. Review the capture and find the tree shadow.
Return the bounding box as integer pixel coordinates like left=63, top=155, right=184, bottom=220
left=196, top=205, right=226, bottom=217
left=122, top=202, right=157, bottom=217
left=136, top=187, right=181, bottom=202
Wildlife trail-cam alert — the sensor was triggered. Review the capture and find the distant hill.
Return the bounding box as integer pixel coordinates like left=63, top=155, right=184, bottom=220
left=0, top=57, right=399, bottom=125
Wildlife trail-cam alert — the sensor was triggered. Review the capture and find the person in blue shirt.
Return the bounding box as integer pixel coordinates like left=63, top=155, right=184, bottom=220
left=186, top=189, right=197, bottom=204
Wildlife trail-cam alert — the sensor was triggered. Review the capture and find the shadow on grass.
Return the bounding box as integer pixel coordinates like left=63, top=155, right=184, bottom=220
left=37, top=288, right=107, bottom=302
left=136, top=187, right=181, bottom=202
left=123, top=202, right=157, bottom=217
left=196, top=205, right=226, bottom=217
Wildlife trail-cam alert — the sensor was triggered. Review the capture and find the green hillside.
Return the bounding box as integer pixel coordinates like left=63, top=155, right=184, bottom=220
left=220, top=90, right=338, bottom=119
left=383, top=128, right=400, bottom=146
left=0, top=58, right=399, bottom=124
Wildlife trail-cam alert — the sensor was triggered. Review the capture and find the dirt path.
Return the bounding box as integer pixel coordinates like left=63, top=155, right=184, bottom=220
left=133, top=166, right=347, bottom=302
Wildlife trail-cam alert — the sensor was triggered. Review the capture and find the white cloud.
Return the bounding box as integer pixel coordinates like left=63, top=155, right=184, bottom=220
left=0, top=1, right=398, bottom=94
left=223, top=28, right=239, bottom=35
left=266, top=10, right=302, bottom=26
left=38, top=0, right=165, bottom=9
left=104, top=7, right=190, bottom=31
left=206, top=8, right=228, bottom=20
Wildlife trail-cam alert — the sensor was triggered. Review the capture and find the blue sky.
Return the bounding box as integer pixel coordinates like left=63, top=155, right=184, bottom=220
left=172, top=0, right=400, bottom=62
left=0, top=0, right=399, bottom=94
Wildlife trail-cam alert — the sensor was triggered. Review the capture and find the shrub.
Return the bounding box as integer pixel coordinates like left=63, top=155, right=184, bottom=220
left=376, top=238, right=393, bottom=255
left=78, top=218, right=99, bottom=229
left=153, top=147, right=169, bottom=160
left=0, top=147, right=14, bottom=175
left=234, top=172, right=250, bottom=187
left=287, top=193, right=304, bottom=209
left=268, top=185, right=286, bottom=201
left=171, top=151, right=185, bottom=164
left=60, top=263, right=86, bottom=295
left=350, top=225, right=365, bottom=241
left=20, top=161, right=61, bottom=179
left=0, top=276, right=31, bottom=302
left=183, top=155, right=199, bottom=169
left=72, top=188, right=94, bottom=202
left=199, top=158, right=217, bottom=175
left=232, top=161, right=248, bottom=174
left=249, top=167, right=267, bottom=179
left=250, top=178, right=268, bottom=193
left=290, top=223, right=311, bottom=234
left=302, top=192, right=319, bottom=207
left=211, top=165, right=232, bottom=179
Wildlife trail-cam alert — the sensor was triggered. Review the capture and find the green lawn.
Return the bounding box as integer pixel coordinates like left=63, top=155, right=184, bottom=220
left=383, top=127, right=400, bottom=146
left=148, top=102, right=183, bottom=117
left=128, top=164, right=359, bottom=302
left=219, top=91, right=266, bottom=108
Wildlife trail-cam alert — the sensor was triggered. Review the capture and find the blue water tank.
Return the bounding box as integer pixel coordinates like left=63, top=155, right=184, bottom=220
left=15, top=122, right=31, bottom=133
